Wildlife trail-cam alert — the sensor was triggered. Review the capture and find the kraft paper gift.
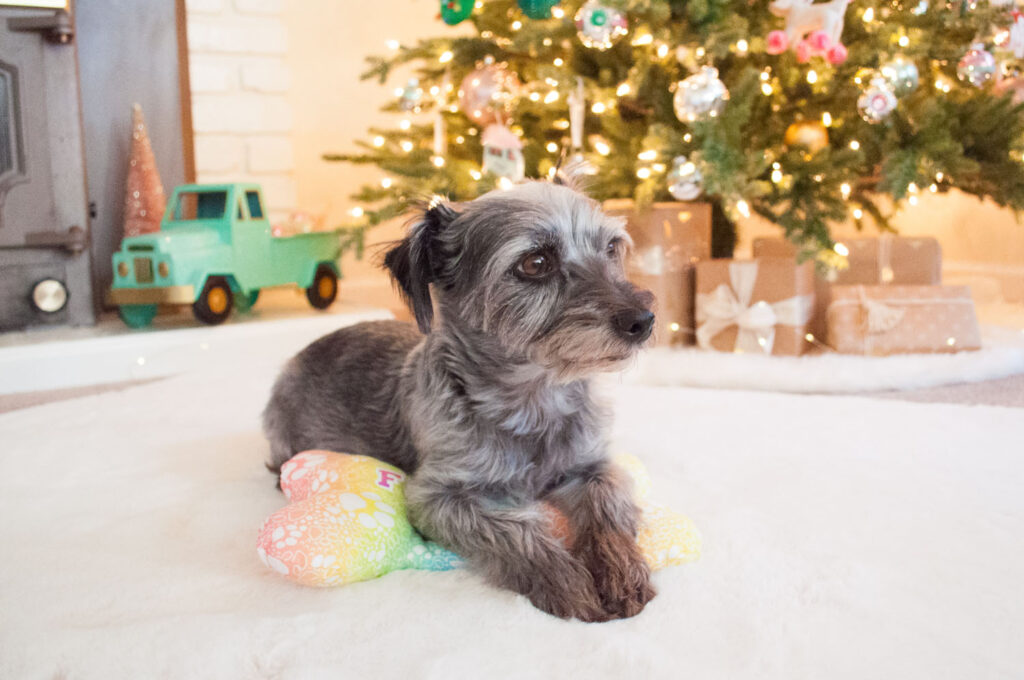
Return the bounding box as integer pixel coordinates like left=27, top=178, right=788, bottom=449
left=827, top=285, right=981, bottom=355
left=604, top=200, right=712, bottom=347
left=695, top=257, right=815, bottom=356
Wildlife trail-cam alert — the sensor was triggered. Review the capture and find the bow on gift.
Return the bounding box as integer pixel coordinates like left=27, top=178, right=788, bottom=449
left=696, top=261, right=813, bottom=354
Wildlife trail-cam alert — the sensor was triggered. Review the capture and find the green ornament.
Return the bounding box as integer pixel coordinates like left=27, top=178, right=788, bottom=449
left=518, top=0, right=560, bottom=19
left=440, top=0, right=473, bottom=25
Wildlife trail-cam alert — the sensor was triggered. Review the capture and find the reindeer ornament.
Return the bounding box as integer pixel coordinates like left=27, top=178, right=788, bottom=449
left=766, top=0, right=851, bottom=65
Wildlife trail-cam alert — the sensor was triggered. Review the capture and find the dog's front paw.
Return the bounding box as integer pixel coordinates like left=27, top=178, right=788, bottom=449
left=524, top=551, right=608, bottom=622
left=576, top=529, right=656, bottom=619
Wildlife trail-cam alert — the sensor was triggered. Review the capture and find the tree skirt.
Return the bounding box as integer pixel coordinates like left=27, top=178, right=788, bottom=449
left=624, top=329, right=1024, bottom=394
left=2, top=332, right=1023, bottom=677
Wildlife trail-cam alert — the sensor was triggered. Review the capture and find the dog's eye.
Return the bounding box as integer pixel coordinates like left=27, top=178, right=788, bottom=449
left=606, top=238, right=622, bottom=257
left=517, top=252, right=554, bottom=278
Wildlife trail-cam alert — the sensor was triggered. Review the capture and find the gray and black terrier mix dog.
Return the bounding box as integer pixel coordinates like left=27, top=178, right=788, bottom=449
left=263, top=173, right=657, bottom=621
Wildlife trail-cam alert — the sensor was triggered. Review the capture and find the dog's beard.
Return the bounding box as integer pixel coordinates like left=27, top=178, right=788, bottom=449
left=531, top=327, right=643, bottom=382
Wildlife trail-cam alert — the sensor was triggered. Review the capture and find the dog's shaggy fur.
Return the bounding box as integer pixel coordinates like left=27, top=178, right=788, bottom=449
left=263, top=177, right=657, bottom=621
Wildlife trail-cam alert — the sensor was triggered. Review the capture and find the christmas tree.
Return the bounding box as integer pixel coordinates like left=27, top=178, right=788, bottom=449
left=326, top=0, right=1024, bottom=260
left=123, top=104, right=166, bottom=238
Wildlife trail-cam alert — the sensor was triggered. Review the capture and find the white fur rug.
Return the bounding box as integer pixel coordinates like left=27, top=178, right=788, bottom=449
left=624, top=331, right=1024, bottom=394
left=2, top=338, right=1023, bottom=677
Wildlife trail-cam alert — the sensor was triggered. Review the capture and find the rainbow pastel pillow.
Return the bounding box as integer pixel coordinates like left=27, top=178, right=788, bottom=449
left=257, top=451, right=699, bottom=587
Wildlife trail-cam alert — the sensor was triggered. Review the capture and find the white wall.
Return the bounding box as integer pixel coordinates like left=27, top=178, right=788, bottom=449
left=185, top=0, right=296, bottom=220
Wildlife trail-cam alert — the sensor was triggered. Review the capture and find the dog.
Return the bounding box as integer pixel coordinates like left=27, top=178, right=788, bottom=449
left=263, top=172, right=657, bottom=621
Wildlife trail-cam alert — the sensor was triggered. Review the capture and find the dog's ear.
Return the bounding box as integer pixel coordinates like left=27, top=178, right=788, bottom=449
left=551, top=156, right=594, bottom=194
left=383, top=200, right=457, bottom=334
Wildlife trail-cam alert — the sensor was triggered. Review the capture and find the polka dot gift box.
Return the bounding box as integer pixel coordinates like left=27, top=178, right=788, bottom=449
left=827, top=285, right=982, bottom=355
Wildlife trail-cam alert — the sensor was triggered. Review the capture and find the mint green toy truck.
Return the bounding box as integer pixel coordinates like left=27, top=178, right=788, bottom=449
left=109, top=183, right=362, bottom=328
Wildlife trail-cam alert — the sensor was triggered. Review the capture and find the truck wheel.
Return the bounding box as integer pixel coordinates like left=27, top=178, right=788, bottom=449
left=306, top=265, right=338, bottom=310
left=193, top=277, right=234, bottom=325
left=119, top=304, right=158, bottom=328
left=235, top=289, right=260, bottom=313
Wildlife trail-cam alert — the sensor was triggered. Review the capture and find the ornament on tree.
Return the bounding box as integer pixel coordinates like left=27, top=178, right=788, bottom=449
left=673, top=66, right=729, bottom=123
left=574, top=1, right=629, bottom=50
left=1009, top=11, right=1024, bottom=59
left=880, top=55, right=920, bottom=97
left=481, top=124, right=525, bottom=182
left=857, top=76, right=898, bottom=123
left=568, top=77, right=585, bottom=153
left=433, top=70, right=450, bottom=157
left=784, top=120, right=829, bottom=152
left=458, top=59, right=521, bottom=125
left=399, top=78, right=424, bottom=112
left=123, top=103, right=165, bottom=239
left=765, top=0, right=850, bottom=64
left=667, top=156, right=703, bottom=200
left=440, top=0, right=473, bottom=25
left=957, top=43, right=997, bottom=86
left=433, top=110, right=447, bottom=157
left=519, top=0, right=560, bottom=19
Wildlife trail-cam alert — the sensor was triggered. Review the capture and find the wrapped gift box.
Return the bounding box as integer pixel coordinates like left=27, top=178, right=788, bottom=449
left=751, top=237, right=831, bottom=343
left=753, top=235, right=941, bottom=285
left=695, top=257, right=815, bottom=356
left=827, top=285, right=981, bottom=355
left=836, top=235, right=942, bottom=285
left=604, top=200, right=711, bottom=347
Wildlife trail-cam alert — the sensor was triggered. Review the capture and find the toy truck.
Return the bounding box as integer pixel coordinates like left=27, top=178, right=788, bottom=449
left=108, top=183, right=362, bottom=327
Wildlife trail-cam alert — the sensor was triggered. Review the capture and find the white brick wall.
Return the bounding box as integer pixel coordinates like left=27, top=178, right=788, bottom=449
left=186, top=1, right=295, bottom=222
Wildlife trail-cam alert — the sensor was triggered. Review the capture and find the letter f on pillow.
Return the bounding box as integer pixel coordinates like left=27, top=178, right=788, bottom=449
left=376, top=468, right=405, bottom=490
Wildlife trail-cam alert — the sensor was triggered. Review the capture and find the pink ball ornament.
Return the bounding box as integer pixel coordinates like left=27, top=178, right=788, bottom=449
left=795, top=40, right=813, bottom=63
left=766, top=30, right=789, bottom=55
left=807, top=30, right=831, bottom=53
left=458, top=61, right=521, bottom=126
left=957, top=43, right=997, bottom=87
left=827, top=43, right=848, bottom=64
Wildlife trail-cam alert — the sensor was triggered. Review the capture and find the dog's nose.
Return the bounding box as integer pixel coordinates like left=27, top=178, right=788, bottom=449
left=612, top=308, right=655, bottom=343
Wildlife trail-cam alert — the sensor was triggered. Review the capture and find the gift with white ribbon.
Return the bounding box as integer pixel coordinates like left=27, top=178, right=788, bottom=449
left=696, top=260, right=814, bottom=354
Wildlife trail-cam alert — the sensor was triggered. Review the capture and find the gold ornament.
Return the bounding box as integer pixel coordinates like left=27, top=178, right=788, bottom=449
left=784, top=120, right=829, bottom=153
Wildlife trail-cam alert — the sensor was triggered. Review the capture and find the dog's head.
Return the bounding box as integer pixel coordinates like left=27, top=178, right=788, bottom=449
left=383, top=173, right=654, bottom=379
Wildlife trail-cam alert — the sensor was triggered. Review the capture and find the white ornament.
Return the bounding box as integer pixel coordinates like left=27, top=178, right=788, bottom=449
left=673, top=66, right=729, bottom=123
left=857, top=76, right=897, bottom=124
left=574, top=1, right=629, bottom=50
left=481, top=124, right=525, bottom=182
left=1011, top=13, right=1024, bottom=60
left=667, top=156, right=703, bottom=200
left=957, top=43, right=997, bottom=87
left=568, top=77, right=586, bottom=151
